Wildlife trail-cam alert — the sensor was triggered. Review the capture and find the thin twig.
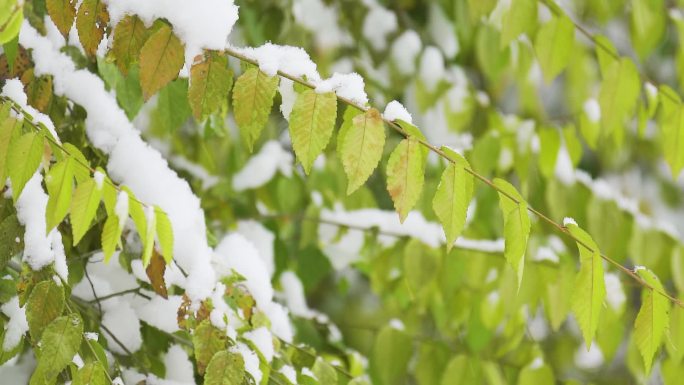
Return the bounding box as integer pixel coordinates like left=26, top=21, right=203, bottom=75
left=224, top=47, right=684, bottom=308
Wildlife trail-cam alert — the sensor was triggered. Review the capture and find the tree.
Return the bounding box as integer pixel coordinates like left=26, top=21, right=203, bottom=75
left=0, top=0, right=683, bottom=384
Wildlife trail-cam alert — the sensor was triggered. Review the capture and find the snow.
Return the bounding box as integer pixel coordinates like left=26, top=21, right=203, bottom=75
left=231, top=342, right=262, bottom=383
left=1, top=79, right=59, bottom=142
left=604, top=273, right=626, bottom=310
left=135, top=295, right=184, bottom=333
left=428, top=4, right=459, bottom=59
left=235, top=43, right=321, bottom=81
left=236, top=220, right=275, bottom=276
left=315, top=72, right=369, bottom=106
left=163, top=345, right=195, bottom=384
left=419, top=47, right=445, bottom=91
left=383, top=100, right=413, bottom=124
left=574, top=343, right=604, bottom=370
left=20, top=22, right=216, bottom=300
left=583, top=99, right=601, bottom=123
left=391, top=30, right=422, bottom=75
left=279, top=271, right=315, bottom=318
left=278, top=78, right=297, bottom=121
left=72, top=353, right=84, bottom=368
left=1, top=297, right=28, bottom=351
left=16, top=173, right=62, bottom=271
left=233, top=141, right=293, bottom=191
left=563, top=217, right=578, bottom=227
left=244, top=327, right=274, bottom=362
left=102, top=302, right=142, bottom=354
left=645, top=82, right=658, bottom=99
left=389, top=318, right=405, bottom=331
left=280, top=365, right=297, bottom=383
left=93, top=170, right=105, bottom=189
left=115, top=191, right=129, bottom=229
left=362, top=1, right=397, bottom=51
left=554, top=145, right=575, bottom=185
left=292, top=0, right=350, bottom=49
left=85, top=332, right=99, bottom=341
left=168, top=155, right=219, bottom=190
left=104, top=0, right=239, bottom=67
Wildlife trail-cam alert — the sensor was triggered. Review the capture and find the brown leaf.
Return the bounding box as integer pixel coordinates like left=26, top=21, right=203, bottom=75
left=75, top=0, right=109, bottom=57
left=139, top=24, right=185, bottom=100
left=112, top=15, right=148, bottom=75
left=0, top=45, right=30, bottom=81
left=46, top=0, right=76, bottom=38
left=145, top=250, right=168, bottom=299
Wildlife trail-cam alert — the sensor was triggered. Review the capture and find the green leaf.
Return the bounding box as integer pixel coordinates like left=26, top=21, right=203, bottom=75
left=288, top=89, right=338, bottom=174
left=501, top=0, right=537, bottom=47
left=26, top=280, right=65, bottom=341
left=633, top=268, right=670, bottom=374
left=432, top=147, right=473, bottom=251
left=598, top=58, right=640, bottom=142
left=0, top=113, right=20, bottom=184
left=72, top=362, right=107, bottom=385
left=370, top=326, right=412, bottom=385
left=204, top=350, right=245, bottom=385
left=45, top=159, right=75, bottom=233
left=339, top=108, right=385, bottom=194
left=154, top=207, right=174, bottom=264
left=566, top=222, right=606, bottom=349
left=517, top=363, right=555, bottom=385
left=189, top=51, right=233, bottom=121
left=660, top=104, right=684, bottom=178
left=30, top=314, right=83, bottom=385
left=150, top=79, right=192, bottom=133
left=493, top=178, right=530, bottom=287
left=440, top=355, right=482, bottom=385
left=232, top=67, right=279, bottom=151
left=112, top=15, right=148, bottom=75
left=193, top=320, right=226, bottom=375
left=594, top=35, right=619, bottom=76
left=75, top=0, right=108, bottom=57
left=62, top=143, right=90, bottom=183
left=46, top=0, right=76, bottom=38
left=312, top=357, right=338, bottom=385
left=139, top=24, right=185, bottom=100
left=101, top=214, right=120, bottom=263
left=71, top=178, right=103, bottom=245
left=0, top=214, right=22, bottom=269
left=534, top=15, right=574, bottom=82
left=630, top=0, right=665, bottom=58
left=123, top=187, right=147, bottom=245
left=537, top=128, right=560, bottom=178
left=0, top=3, right=22, bottom=45
left=386, top=137, right=425, bottom=223
left=8, top=132, right=44, bottom=202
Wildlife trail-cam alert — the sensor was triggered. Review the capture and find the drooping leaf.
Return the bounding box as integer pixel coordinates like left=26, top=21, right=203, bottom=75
left=70, top=178, right=103, bottom=245
left=439, top=355, right=482, bottom=385
left=370, top=326, right=412, bottom=385
left=46, top=0, right=76, bottom=38
left=142, top=205, right=156, bottom=266
left=75, top=0, right=109, bottom=57
left=72, top=362, right=107, bottom=385
left=633, top=268, right=670, bottom=374
left=0, top=114, right=20, bottom=189
left=566, top=222, right=606, bottom=349
left=193, top=320, right=226, bottom=375
left=312, top=357, right=338, bottom=385
left=534, top=15, right=574, bottom=82
left=598, top=58, right=640, bottom=142
left=204, top=350, right=245, bottom=385
left=0, top=3, right=22, bottom=45
left=432, top=147, right=473, bottom=251
left=189, top=51, right=233, bottom=121
left=155, top=207, right=173, bottom=264
left=232, top=67, right=279, bottom=151
left=537, top=127, right=560, bottom=178
left=0, top=214, right=22, bottom=269
left=386, top=137, right=425, bottom=223
left=123, top=187, right=147, bottom=245
left=630, top=0, right=665, bottom=58
left=45, top=159, right=75, bottom=233
left=660, top=104, right=684, bottom=178
left=493, top=178, right=530, bottom=287
left=101, top=214, right=120, bottom=263
left=26, top=280, right=65, bottom=341
left=62, top=143, right=90, bottom=182
left=8, top=132, right=44, bottom=201
left=145, top=250, right=168, bottom=298
left=500, top=0, right=537, bottom=47
left=30, top=314, right=83, bottom=385
left=339, top=108, right=385, bottom=194
left=112, top=14, right=148, bottom=75
left=289, top=89, right=338, bottom=174
left=139, top=24, right=185, bottom=100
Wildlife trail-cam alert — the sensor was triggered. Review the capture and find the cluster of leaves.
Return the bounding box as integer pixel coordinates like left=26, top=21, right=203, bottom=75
left=1, top=0, right=684, bottom=384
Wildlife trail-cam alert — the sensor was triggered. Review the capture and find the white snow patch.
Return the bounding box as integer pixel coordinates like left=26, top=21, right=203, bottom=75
left=1, top=297, right=28, bottom=351
left=383, top=100, right=412, bottom=124
left=233, top=141, right=293, bottom=191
